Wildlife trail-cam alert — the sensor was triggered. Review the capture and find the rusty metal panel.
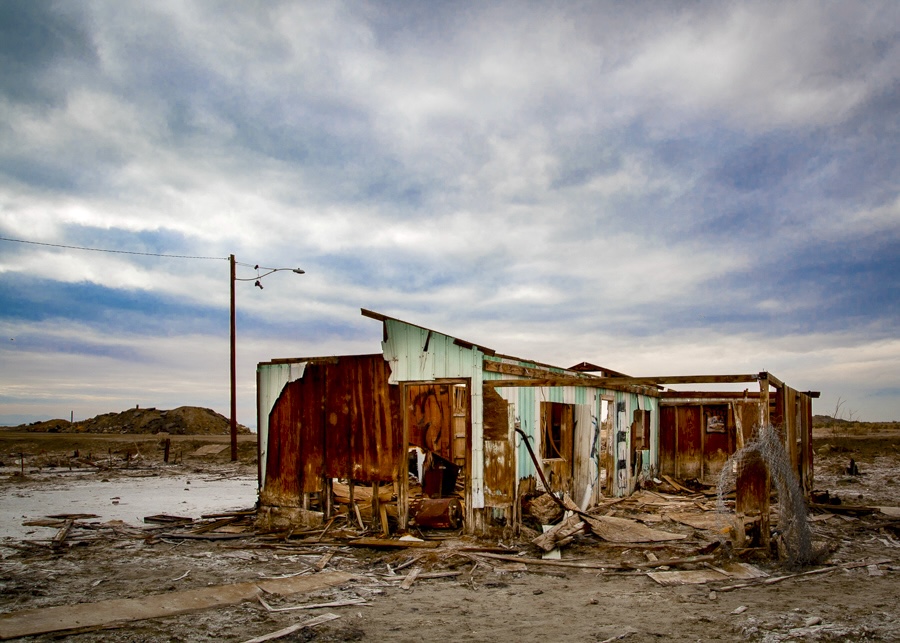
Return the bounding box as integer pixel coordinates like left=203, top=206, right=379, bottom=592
left=322, top=355, right=401, bottom=483
left=659, top=406, right=677, bottom=476
left=482, top=388, right=510, bottom=441
left=451, top=385, right=467, bottom=466
left=483, top=438, right=514, bottom=507
left=261, top=366, right=326, bottom=504
left=801, top=393, right=814, bottom=491
left=406, top=383, right=454, bottom=460
left=411, top=497, right=463, bottom=529
left=783, top=386, right=799, bottom=472
left=702, top=404, right=731, bottom=480
left=261, top=355, right=402, bottom=506
left=258, top=361, right=307, bottom=491
left=734, top=400, right=759, bottom=443
left=482, top=383, right=514, bottom=507
left=675, top=406, right=702, bottom=479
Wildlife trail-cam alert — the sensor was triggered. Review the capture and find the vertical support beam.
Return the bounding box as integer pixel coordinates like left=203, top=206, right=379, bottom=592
left=736, top=451, right=771, bottom=549
left=230, top=254, right=238, bottom=462
left=371, top=482, right=381, bottom=531
left=758, top=374, right=770, bottom=433
left=699, top=404, right=706, bottom=481
left=398, top=383, right=410, bottom=530
left=323, top=477, right=333, bottom=519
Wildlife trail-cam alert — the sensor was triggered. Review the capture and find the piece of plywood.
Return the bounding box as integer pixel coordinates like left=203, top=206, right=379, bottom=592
left=666, top=511, right=729, bottom=532
left=347, top=537, right=439, bottom=549
left=0, top=572, right=354, bottom=640
left=191, top=444, right=230, bottom=456
left=584, top=514, right=687, bottom=543
left=647, top=569, right=729, bottom=586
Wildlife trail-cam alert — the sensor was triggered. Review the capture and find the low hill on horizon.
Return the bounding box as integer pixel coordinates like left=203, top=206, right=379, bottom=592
left=12, top=406, right=252, bottom=435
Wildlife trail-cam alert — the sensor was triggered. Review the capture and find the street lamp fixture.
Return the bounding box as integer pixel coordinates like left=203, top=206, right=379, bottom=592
left=230, top=254, right=304, bottom=461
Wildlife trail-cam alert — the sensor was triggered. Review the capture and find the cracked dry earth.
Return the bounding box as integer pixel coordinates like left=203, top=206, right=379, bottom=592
left=0, top=430, right=898, bottom=642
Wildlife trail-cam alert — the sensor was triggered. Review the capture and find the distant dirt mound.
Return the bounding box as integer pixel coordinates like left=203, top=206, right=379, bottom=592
left=19, top=406, right=251, bottom=435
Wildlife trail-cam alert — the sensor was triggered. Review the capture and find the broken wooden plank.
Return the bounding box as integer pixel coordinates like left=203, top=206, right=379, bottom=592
left=665, top=512, right=729, bottom=532
left=201, top=509, right=257, bottom=519
left=347, top=537, right=440, bottom=549
left=718, top=558, right=891, bottom=592
left=257, top=596, right=367, bottom=612
left=661, top=474, right=694, bottom=494
left=472, top=552, right=629, bottom=570
left=143, top=514, right=194, bottom=525
left=647, top=560, right=766, bottom=585
left=353, top=503, right=366, bottom=530
left=809, top=503, right=876, bottom=516
left=239, top=613, right=340, bottom=643
left=399, top=567, right=421, bottom=590
left=532, top=515, right=585, bottom=552
left=332, top=482, right=393, bottom=504
left=629, top=554, right=715, bottom=569
left=190, top=516, right=242, bottom=535
left=647, top=569, right=729, bottom=586
left=158, top=532, right=248, bottom=540
left=51, top=519, right=74, bottom=549
left=314, top=551, right=334, bottom=571
left=383, top=571, right=462, bottom=582
left=583, top=514, right=688, bottom=543
left=0, top=572, right=354, bottom=640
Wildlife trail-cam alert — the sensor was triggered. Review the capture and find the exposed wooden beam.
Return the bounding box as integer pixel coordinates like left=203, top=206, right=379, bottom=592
left=660, top=391, right=759, bottom=399
left=483, top=360, right=596, bottom=380
left=617, top=374, right=760, bottom=386
left=484, top=377, right=658, bottom=396
left=759, top=371, right=785, bottom=389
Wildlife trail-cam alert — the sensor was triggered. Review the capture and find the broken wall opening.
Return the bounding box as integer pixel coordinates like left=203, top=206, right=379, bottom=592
left=401, top=380, right=470, bottom=532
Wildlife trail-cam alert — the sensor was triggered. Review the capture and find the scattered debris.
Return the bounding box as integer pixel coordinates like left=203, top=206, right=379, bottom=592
left=0, top=572, right=353, bottom=640
left=239, top=613, right=340, bottom=643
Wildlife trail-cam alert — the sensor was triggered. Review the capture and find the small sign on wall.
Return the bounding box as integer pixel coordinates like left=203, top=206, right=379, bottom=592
left=706, top=413, right=725, bottom=433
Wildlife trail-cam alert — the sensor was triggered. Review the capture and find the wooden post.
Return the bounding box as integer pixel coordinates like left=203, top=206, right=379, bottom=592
left=399, top=384, right=410, bottom=530
left=736, top=451, right=770, bottom=549
left=163, top=438, right=171, bottom=463
left=758, top=374, right=770, bottom=432
left=323, top=477, right=333, bottom=519
left=371, top=482, right=381, bottom=532
left=230, top=254, right=238, bottom=462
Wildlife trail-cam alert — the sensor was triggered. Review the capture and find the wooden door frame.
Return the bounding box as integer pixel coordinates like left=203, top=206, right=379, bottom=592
left=398, top=378, right=471, bottom=530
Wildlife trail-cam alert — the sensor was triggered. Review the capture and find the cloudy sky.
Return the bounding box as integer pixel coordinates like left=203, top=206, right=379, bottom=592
left=1, top=1, right=898, bottom=428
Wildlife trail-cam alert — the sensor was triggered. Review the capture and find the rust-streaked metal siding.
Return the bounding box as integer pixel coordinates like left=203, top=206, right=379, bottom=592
left=489, top=372, right=658, bottom=497
left=257, top=361, right=306, bottom=491
left=382, top=318, right=486, bottom=508
left=259, top=355, right=402, bottom=505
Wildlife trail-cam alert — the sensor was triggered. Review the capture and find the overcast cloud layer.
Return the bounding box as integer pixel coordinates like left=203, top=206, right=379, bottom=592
left=1, top=1, right=898, bottom=427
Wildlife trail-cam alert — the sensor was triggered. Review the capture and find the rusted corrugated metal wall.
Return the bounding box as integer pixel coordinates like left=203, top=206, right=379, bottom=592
left=658, top=387, right=814, bottom=492
left=259, top=355, right=401, bottom=508
left=659, top=396, right=760, bottom=482
left=406, top=383, right=454, bottom=460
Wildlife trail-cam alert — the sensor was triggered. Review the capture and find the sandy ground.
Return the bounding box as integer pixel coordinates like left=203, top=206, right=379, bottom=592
left=0, top=428, right=898, bottom=642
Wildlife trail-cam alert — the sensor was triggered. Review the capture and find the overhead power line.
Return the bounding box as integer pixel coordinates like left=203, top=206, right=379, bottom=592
left=0, top=236, right=226, bottom=261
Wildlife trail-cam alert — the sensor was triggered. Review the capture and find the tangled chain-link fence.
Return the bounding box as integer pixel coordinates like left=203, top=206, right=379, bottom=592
left=717, top=424, right=814, bottom=566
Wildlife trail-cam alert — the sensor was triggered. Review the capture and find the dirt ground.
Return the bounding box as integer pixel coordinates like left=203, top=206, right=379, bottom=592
left=0, top=427, right=898, bottom=642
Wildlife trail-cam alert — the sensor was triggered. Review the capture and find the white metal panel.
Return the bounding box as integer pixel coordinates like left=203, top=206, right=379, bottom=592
left=256, top=362, right=307, bottom=491
left=382, top=319, right=487, bottom=508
